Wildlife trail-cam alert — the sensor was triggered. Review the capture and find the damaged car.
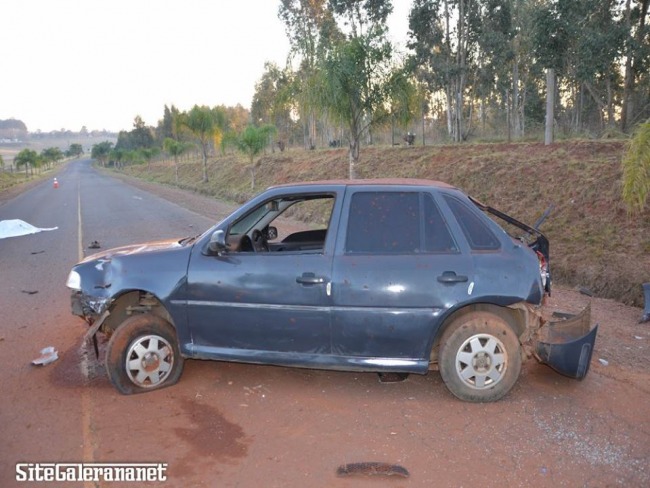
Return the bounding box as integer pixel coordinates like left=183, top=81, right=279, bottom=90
left=66, top=179, right=598, bottom=402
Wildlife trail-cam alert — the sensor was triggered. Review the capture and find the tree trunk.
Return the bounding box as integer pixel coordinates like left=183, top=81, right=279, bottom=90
left=445, top=88, right=454, bottom=140
left=348, top=139, right=359, bottom=179
left=512, top=61, right=521, bottom=139
left=545, top=68, right=555, bottom=145
left=201, top=144, right=209, bottom=183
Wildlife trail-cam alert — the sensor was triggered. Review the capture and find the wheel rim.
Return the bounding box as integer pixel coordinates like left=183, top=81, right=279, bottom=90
left=455, top=333, right=508, bottom=390
left=125, top=334, right=174, bottom=388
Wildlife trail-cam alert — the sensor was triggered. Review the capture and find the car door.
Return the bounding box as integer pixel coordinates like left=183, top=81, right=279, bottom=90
left=330, top=188, right=474, bottom=368
left=184, top=190, right=342, bottom=361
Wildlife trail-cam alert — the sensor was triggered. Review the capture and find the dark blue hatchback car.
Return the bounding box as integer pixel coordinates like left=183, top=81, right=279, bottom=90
left=67, top=179, right=597, bottom=402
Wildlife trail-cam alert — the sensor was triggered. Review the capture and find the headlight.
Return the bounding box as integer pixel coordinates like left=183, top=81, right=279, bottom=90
left=66, top=270, right=81, bottom=290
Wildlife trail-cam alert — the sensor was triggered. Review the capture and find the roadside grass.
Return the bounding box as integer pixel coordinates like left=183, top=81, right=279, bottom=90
left=112, top=140, right=649, bottom=307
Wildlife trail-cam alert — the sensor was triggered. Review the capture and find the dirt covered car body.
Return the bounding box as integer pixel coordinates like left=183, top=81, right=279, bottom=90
left=67, top=179, right=598, bottom=402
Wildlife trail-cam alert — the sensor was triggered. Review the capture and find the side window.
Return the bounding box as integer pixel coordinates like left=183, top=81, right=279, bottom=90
left=423, top=194, right=458, bottom=253
left=346, top=192, right=420, bottom=254
left=444, top=195, right=501, bottom=251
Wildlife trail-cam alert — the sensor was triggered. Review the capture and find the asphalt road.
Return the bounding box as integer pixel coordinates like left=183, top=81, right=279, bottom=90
left=1, top=160, right=648, bottom=488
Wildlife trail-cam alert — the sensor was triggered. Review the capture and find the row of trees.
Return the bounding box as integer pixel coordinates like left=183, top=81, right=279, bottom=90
left=245, top=0, right=650, bottom=176
left=10, top=144, right=83, bottom=175
left=92, top=106, right=278, bottom=187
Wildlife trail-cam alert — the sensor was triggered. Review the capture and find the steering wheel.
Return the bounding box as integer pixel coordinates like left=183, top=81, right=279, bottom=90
left=251, top=229, right=269, bottom=252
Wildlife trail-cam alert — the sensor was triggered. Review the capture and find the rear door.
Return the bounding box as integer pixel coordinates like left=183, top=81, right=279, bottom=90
left=330, top=187, right=474, bottom=368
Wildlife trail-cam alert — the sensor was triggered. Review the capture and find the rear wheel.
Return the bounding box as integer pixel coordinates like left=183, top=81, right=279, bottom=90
left=106, top=314, right=184, bottom=395
left=439, top=312, right=521, bottom=402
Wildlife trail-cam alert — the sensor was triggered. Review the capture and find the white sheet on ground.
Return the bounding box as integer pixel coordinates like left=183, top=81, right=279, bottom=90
left=0, top=219, right=58, bottom=239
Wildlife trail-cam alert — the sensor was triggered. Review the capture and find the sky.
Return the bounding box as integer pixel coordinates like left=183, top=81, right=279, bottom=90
left=1, top=0, right=411, bottom=134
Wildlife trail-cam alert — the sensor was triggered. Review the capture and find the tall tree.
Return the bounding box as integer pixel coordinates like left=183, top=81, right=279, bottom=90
left=279, top=0, right=339, bottom=149
left=163, top=137, right=193, bottom=184
left=408, top=0, right=482, bottom=142
left=41, top=147, right=64, bottom=169
left=621, top=0, right=650, bottom=132
left=182, top=105, right=225, bottom=183
left=251, top=62, right=294, bottom=146
left=237, top=125, right=277, bottom=189
left=14, top=149, right=39, bottom=176
left=315, top=34, right=397, bottom=177
left=91, top=141, right=113, bottom=167
left=312, top=0, right=396, bottom=177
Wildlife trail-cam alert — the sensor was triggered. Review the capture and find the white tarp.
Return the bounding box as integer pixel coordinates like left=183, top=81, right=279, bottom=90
left=0, top=219, right=58, bottom=239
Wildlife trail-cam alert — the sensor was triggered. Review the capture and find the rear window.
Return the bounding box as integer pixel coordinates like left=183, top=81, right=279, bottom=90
left=444, top=195, right=501, bottom=251
left=345, top=192, right=458, bottom=254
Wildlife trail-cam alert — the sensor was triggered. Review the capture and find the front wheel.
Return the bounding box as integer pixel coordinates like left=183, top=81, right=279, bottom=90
left=106, top=314, right=184, bottom=395
left=439, top=312, right=521, bottom=402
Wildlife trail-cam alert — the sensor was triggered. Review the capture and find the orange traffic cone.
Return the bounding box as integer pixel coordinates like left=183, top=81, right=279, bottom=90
left=53, top=178, right=59, bottom=189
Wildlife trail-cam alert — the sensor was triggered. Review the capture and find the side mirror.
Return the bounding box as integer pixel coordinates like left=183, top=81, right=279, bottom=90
left=208, top=230, right=227, bottom=255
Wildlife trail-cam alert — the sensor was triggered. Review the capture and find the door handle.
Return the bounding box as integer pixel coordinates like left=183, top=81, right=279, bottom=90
left=437, top=271, right=468, bottom=283
left=296, top=272, right=326, bottom=285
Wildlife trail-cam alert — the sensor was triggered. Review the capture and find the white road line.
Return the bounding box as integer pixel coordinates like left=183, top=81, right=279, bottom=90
left=78, top=178, right=98, bottom=488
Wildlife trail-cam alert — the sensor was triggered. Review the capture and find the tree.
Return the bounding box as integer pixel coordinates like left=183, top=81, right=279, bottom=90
left=237, top=125, right=277, bottom=189
left=315, top=34, right=396, bottom=177
left=408, top=0, right=482, bottom=142
left=115, top=116, right=155, bottom=151
left=279, top=0, right=338, bottom=149
left=66, top=143, right=84, bottom=158
left=622, top=119, right=650, bottom=213
left=14, top=149, right=39, bottom=176
left=139, top=147, right=160, bottom=172
left=251, top=62, right=294, bottom=146
left=621, top=0, right=650, bottom=133
left=163, top=137, right=193, bottom=184
left=91, top=141, right=113, bottom=167
left=182, top=105, right=226, bottom=183
left=41, top=147, right=64, bottom=169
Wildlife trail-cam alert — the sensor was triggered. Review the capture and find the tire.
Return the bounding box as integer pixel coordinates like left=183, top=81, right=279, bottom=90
left=105, top=314, right=184, bottom=395
left=439, top=311, right=521, bottom=403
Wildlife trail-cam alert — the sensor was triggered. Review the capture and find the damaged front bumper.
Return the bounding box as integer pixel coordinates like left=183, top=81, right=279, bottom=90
left=534, top=304, right=598, bottom=380
left=71, top=290, right=110, bottom=318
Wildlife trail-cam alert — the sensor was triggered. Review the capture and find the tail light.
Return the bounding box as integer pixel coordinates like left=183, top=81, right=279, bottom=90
left=536, top=250, right=550, bottom=294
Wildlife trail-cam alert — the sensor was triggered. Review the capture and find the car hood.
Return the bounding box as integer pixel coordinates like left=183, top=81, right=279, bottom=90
left=80, top=238, right=184, bottom=263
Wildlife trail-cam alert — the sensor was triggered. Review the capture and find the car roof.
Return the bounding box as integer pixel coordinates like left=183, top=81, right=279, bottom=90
left=269, top=178, right=457, bottom=190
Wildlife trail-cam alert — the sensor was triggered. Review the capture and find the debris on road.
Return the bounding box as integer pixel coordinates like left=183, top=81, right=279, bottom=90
left=30, top=250, right=45, bottom=255
left=88, top=240, right=101, bottom=249
left=32, top=347, right=58, bottom=366
left=21, top=290, right=38, bottom=295
left=598, top=358, right=609, bottom=366
left=336, top=462, right=409, bottom=478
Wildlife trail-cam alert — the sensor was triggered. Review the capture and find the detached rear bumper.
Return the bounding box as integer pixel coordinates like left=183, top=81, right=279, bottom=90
left=534, top=304, right=598, bottom=380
